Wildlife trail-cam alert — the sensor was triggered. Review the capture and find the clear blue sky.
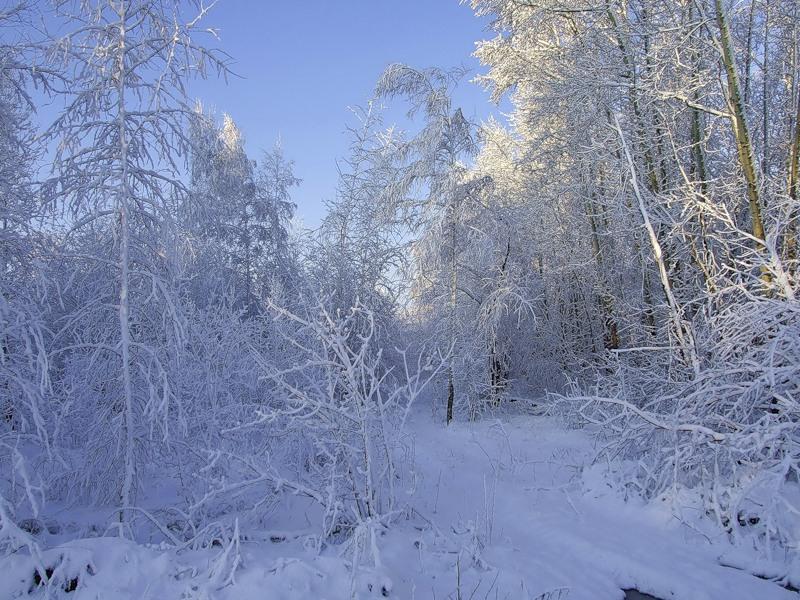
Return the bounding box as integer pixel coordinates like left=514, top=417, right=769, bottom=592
left=189, top=1, right=503, bottom=227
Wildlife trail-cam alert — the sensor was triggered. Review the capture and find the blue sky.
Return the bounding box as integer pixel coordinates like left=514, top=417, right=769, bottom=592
left=188, top=1, right=503, bottom=227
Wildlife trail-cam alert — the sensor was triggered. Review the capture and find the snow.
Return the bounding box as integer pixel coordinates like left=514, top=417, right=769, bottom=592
left=3, top=408, right=794, bottom=600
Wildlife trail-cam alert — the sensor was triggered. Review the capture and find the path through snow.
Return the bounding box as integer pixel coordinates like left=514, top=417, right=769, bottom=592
left=4, top=409, right=796, bottom=599
left=376, top=410, right=797, bottom=599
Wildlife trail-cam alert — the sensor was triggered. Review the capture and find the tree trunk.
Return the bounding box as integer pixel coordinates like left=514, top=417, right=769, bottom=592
left=489, top=240, right=511, bottom=403
left=586, top=194, right=619, bottom=350
left=615, top=115, right=700, bottom=373
left=446, top=196, right=458, bottom=425
left=715, top=0, right=769, bottom=256
left=743, top=0, right=756, bottom=105
left=787, top=83, right=800, bottom=268
left=116, top=2, right=135, bottom=530
left=687, top=4, right=715, bottom=293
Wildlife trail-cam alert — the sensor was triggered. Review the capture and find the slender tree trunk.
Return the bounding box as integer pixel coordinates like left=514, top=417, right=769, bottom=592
left=603, top=10, right=663, bottom=336
left=688, top=0, right=709, bottom=196
left=489, top=240, right=511, bottom=402
left=586, top=194, right=619, bottom=349
left=446, top=197, right=457, bottom=425
left=787, top=85, right=800, bottom=267
left=786, top=8, right=799, bottom=269
left=743, top=0, right=756, bottom=106
left=243, top=209, right=253, bottom=314
left=116, top=2, right=135, bottom=529
left=605, top=4, right=661, bottom=195
left=790, top=97, right=800, bottom=203
left=762, top=5, right=770, bottom=176
left=715, top=0, right=769, bottom=253
left=615, top=115, right=700, bottom=373
left=603, top=105, right=658, bottom=336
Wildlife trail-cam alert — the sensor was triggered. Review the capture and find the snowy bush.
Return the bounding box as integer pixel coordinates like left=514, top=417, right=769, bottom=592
left=564, top=296, right=800, bottom=566
left=184, top=302, right=443, bottom=557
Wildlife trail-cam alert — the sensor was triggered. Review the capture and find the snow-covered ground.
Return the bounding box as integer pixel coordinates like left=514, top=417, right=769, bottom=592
left=4, top=408, right=796, bottom=599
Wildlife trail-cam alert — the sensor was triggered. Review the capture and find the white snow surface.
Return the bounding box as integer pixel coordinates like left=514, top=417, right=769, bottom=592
left=3, top=409, right=795, bottom=599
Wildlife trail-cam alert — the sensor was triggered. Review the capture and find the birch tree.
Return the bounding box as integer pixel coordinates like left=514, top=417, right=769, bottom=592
left=0, top=1, right=57, bottom=545
left=376, top=64, right=476, bottom=423
left=43, top=0, right=225, bottom=529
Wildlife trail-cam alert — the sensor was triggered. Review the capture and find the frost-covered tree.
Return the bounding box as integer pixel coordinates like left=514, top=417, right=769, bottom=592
left=376, top=64, right=477, bottom=423
left=0, top=2, right=55, bottom=551
left=184, top=109, right=255, bottom=309
left=42, top=0, right=225, bottom=528
left=468, top=0, right=800, bottom=558
left=187, top=110, right=299, bottom=314
left=312, top=103, right=406, bottom=338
